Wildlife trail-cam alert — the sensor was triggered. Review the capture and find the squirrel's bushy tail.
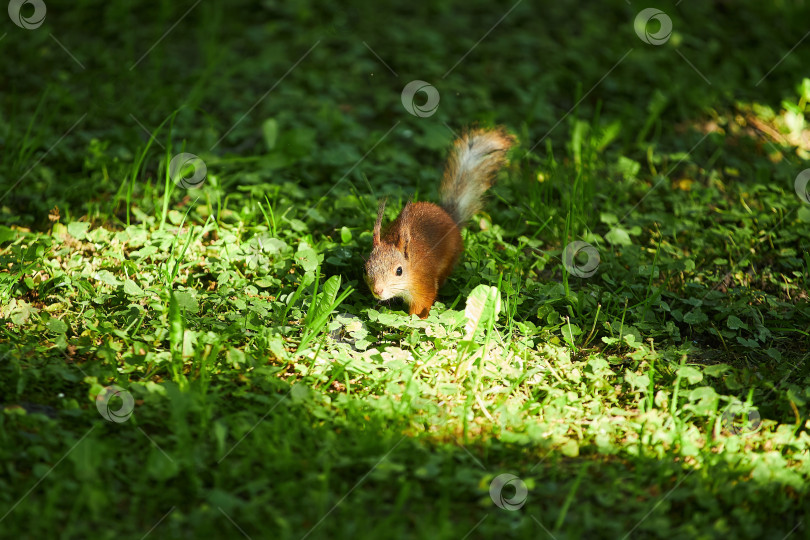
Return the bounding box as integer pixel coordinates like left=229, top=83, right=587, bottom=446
left=439, top=127, right=515, bottom=225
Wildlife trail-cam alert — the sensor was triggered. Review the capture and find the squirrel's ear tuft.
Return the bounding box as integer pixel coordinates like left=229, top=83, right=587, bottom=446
left=373, top=199, right=386, bottom=246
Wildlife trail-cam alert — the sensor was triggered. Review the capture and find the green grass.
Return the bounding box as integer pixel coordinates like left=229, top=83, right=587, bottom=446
left=2, top=0, right=810, bottom=538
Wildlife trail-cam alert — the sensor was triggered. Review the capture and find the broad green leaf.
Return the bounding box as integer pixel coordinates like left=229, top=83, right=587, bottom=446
left=587, top=357, right=610, bottom=373
left=0, top=226, right=15, bottom=244
left=312, top=275, right=341, bottom=324
left=560, top=438, right=579, bottom=457
left=726, top=315, right=747, bottom=330
left=67, top=221, right=90, bottom=240
left=766, top=348, right=782, bottom=361
left=625, top=371, right=650, bottom=391
left=683, top=309, right=708, bottom=325
left=561, top=323, right=582, bottom=345
left=47, top=318, right=68, bottom=334
left=614, top=156, right=640, bottom=180
left=703, top=364, right=730, bottom=377
left=736, top=336, right=759, bottom=348
left=599, top=212, right=618, bottom=225
left=95, top=270, right=121, bottom=287
left=295, top=246, right=319, bottom=273
left=123, top=279, right=144, bottom=297
left=687, top=386, right=719, bottom=415
left=464, top=285, right=501, bottom=339
left=605, top=227, right=632, bottom=246
left=290, top=383, right=310, bottom=404
left=174, top=291, right=198, bottom=312
left=676, top=365, right=703, bottom=385
left=10, top=301, right=39, bottom=325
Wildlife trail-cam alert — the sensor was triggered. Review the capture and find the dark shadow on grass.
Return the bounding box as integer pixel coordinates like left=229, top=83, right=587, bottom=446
left=0, top=350, right=807, bottom=539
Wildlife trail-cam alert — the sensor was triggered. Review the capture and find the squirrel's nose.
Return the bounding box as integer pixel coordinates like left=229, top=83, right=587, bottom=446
left=364, top=277, right=379, bottom=297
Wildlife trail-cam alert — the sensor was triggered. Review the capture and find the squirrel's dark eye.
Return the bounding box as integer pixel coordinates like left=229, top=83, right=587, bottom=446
left=396, top=266, right=403, bottom=276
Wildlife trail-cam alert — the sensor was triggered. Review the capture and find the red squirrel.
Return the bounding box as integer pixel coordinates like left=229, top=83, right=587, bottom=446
left=364, top=127, right=515, bottom=318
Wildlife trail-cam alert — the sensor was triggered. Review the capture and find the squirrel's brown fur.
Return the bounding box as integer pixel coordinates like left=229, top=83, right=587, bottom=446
left=365, top=127, right=515, bottom=318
